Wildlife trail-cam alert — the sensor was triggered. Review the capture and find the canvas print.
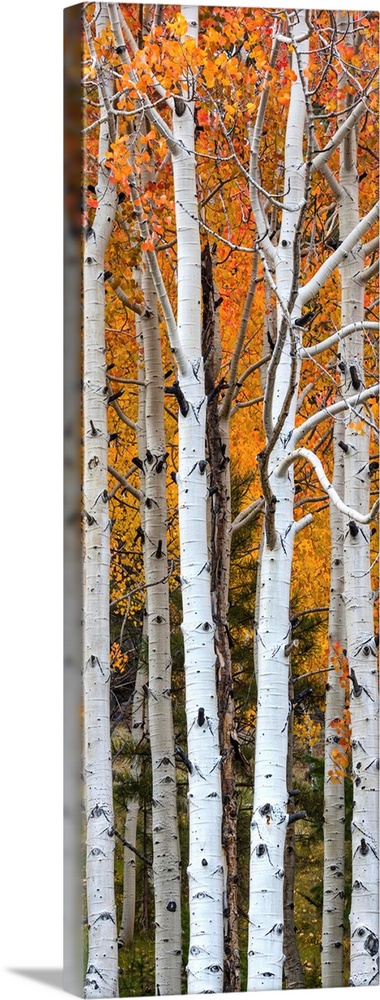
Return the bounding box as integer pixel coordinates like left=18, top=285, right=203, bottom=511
left=64, top=3, right=379, bottom=996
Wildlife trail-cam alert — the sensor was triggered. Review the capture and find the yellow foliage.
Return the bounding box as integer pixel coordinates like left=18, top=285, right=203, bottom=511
left=110, top=642, right=128, bottom=674
left=294, top=712, right=321, bottom=750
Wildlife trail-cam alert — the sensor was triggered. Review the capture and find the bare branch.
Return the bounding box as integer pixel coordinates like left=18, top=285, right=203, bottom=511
left=276, top=447, right=379, bottom=524
left=357, top=259, right=379, bottom=286
left=220, top=253, right=259, bottom=420
left=108, top=3, right=178, bottom=150
left=232, top=355, right=271, bottom=401
left=231, top=395, right=263, bottom=416
left=299, top=321, right=379, bottom=359
left=231, top=498, right=265, bottom=535
left=310, top=97, right=368, bottom=176
left=293, top=513, right=313, bottom=535
left=109, top=563, right=176, bottom=609
left=311, top=149, right=343, bottom=199
left=293, top=383, right=379, bottom=446
left=108, top=278, right=146, bottom=317
left=248, top=29, right=281, bottom=267
left=108, top=464, right=143, bottom=502
left=299, top=201, right=380, bottom=306
left=177, top=201, right=257, bottom=254
left=297, top=380, right=319, bottom=411
left=109, top=395, right=137, bottom=432
left=363, top=235, right=379, bottom=257
left=111, top=826, right=152, bottom=867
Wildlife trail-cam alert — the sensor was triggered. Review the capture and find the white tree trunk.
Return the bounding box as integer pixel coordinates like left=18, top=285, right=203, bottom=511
left=247, top=12, right=309, bottom=989
left=202, top=244, right=240, bottom=991
left=83, top=7, right=118, bottom=996
left=322, top=412, right=346, bottom=986
left=104, top=10, right=185, bottom=988
left=337, top=18, right=379, bottom=982
left=118, top=623, right=148, bottom=948
left=114, top=254, right=183, bottom=989
left=119, top=802, right=139, bottom=945
left=118, top=331, right=148, bottom=950
left=139, top=265, right=182, bottom=995
left=171, top=6, right=224, bottom=992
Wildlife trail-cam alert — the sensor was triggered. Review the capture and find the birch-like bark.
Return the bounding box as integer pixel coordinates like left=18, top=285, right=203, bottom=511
left=138, top=264, right=182, bottom=995
left=107, top=3, right=187, bottom=377
left=83, top=6, right=118, bottom=996
left=321, top=412, right=346, bottom=987
left=202, top=246, right=264, bottom=993
left=118, top=357, right=148, bottom=950
left=202, top=242, right=240, bottom=992
left=104, top=10, right=184, bottom=975
left=247, top=12, right=310, bottom=989
left=172, top=7, right=224, bottom=992
left=337, top=16, right=379, bottom=984
left=283, top=676, right=304, bottom=990
left=118, top=623, right=148, bottom=948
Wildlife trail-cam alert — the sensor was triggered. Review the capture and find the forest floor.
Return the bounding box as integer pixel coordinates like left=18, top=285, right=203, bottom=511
left=115, top=834, right=351, bottom=994
left=113, top=743, right=351, bottom=994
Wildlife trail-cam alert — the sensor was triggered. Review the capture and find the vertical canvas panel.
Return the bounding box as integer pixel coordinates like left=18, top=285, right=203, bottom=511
left=64, top=4, right=379, bottom=996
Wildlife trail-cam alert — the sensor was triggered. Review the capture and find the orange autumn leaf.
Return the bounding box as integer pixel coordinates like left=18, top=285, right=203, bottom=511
left=141, top=238, right=155, bottom=252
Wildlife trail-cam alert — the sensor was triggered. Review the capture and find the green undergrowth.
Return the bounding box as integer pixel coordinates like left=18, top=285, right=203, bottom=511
left=292, top=826, right=351, bottom=988
left=118, top=931, right=156, bottom=998
left=113, top=750, right=352, bottom=995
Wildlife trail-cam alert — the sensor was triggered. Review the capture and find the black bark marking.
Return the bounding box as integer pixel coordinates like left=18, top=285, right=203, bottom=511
left=364, top=933, right=379, bottom=957
left=349, top=364, right=361, bottom=390
left=164, top=381, right=189, bottom=417
left=174, top=96, right=186, bottom=116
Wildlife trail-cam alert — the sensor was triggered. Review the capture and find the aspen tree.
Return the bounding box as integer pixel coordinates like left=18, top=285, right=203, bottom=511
left=246, top=9, right=379, bottom=987
left=118, top=623, right=148, bottom=948
left=202, top=242, right=261, bottom=992
left=171, top=9, right=224, bottom=990
left=106, top=5, right=224, bottom=988
left=246, top=12, right=312, bottom=987
left=83, top=5, right=118, bottom=996
left=337, top=13, right=379, bottom=986
left=321, top=412, right=346, bottom=985
left=105, top=184, right=183, bottom=987
left=85, top=7, right=379, bottom=992
left=138, top=264, right=182, bottom=994
left=322, top=16, right=352, bottom=981
left=118, top=352, right=148, bottom=950
left=283, top=684, right=304, bottom=991
left=132, top=77, right=184, bottom=998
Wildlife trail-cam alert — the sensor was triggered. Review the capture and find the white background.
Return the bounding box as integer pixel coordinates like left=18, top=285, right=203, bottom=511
left=1, top=0, right=64, bottom=995
left=0, top=2, right=376, bottom=1000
